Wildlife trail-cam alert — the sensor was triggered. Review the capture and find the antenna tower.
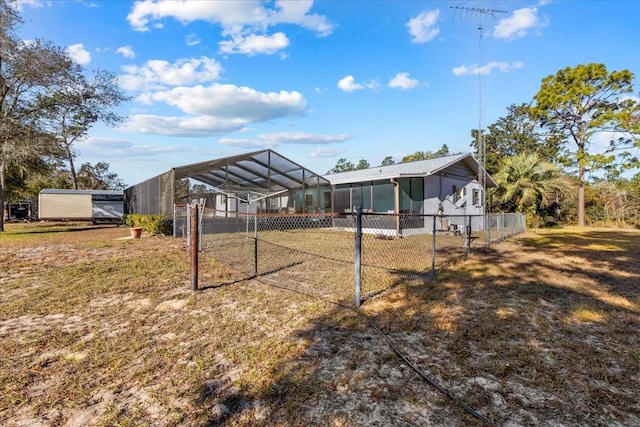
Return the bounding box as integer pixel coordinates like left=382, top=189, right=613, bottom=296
left=450, top=5, right=506, bottom=213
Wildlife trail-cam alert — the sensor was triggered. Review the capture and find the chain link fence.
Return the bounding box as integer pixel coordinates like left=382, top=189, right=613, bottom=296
left=176, top=205, right=526, bottom=305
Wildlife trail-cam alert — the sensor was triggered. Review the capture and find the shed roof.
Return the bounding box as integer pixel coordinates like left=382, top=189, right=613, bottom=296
left=324, top=152, right=496, bottom=187
left=39, top=189, right=124, bottom=195
left=173, top=149, right=330, bottom=195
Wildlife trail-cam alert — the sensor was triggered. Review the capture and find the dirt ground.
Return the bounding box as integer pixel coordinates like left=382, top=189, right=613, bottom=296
left=0, top=224, right=639, bottom=426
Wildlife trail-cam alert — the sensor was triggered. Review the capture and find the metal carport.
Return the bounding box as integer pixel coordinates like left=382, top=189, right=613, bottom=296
left=124, top=149, right=332, bottom=218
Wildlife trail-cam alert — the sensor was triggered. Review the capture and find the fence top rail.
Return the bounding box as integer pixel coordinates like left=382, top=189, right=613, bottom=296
left=196, top=207, right=341, bottom=218
left=359, top=212, right=521, bottom=218
left=255, top=212, right=340, bottom=218
left=176, top=203, right=525, bottom=220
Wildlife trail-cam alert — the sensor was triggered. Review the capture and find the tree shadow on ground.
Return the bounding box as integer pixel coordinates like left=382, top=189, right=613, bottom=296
left=5, top=224, right=119, bottom=234
left=193, top=229, right=640, bottom=426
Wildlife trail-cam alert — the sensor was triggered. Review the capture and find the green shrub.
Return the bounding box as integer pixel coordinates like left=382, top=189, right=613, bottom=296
left=122, top=214, right=172, bottom=236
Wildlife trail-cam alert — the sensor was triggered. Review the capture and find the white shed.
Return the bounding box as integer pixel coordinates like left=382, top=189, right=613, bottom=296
left=38, top=189, right=124, bottom=223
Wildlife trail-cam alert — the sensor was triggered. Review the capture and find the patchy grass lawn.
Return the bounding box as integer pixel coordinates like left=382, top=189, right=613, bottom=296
left=1, top=223, right=639, bottom=426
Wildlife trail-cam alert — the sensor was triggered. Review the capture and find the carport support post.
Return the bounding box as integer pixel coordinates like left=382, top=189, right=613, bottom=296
left=354, top=206, right=362, bottom=308
left=190, top=202, right=199, bottom=291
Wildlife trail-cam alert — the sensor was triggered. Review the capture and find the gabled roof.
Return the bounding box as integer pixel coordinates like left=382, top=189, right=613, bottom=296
left=173, top=149, right=330, bottom=194
left=324, top=152, right=496, bottom=187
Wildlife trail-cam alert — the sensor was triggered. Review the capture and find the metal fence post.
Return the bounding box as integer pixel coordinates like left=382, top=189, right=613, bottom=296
left=197, top=200, right=206, bottom=251
left=186, top=204, right=191, bottom=245
left=254, top=214, right=258, bottom=276
left=465, top=215, right=472, bottom=257
left=354, top=206, right=362, bottom=308
left=502, top=212, right=506, bottom=241
left=487, top=213, right=491, bottom=249
left=431, top=215, right=437, bottom=275
left=173, top=204, right=177, bottom=238
left=190, top=202, right=199, bottom=291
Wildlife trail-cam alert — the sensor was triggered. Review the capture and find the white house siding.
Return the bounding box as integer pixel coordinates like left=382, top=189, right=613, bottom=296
left=424, top=174, right=483, bottom=215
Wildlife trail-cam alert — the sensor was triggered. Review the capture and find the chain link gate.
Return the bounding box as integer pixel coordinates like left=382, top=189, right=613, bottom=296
left=179, top=205, right=526, bottom=306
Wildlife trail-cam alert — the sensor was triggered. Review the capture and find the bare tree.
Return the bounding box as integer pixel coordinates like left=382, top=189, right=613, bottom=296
left=594, top=181, right=627, bottom=224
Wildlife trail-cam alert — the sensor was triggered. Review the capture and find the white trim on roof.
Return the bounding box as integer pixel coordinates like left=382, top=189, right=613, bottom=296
left=323, top=152, right=498, bottom=186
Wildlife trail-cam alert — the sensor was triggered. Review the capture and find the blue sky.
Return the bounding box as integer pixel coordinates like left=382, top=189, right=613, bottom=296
left=14, top=0, right=640, bottom=186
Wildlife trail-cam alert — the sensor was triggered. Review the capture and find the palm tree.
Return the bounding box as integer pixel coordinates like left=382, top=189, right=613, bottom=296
left=492, top=152, right=574, bottom=218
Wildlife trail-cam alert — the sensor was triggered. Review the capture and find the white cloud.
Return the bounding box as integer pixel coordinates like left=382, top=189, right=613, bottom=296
left=66, top=43, right=91, bottom=65
left=338, top=75, right=363, bottom=92
left=80, top=136, right=186, bottom=160
left=120, top=56, right=223, bottom=91
left=165, top=130, right=347, bottom=147
left=388, top=72, right=419, bottom=90
left=219, top=132, right=347, bottom=149
left=219, top=32, right=289, bottom=56
left=493, top=7, right=548, bottom=40
left=13, top=0, right=47, bottom=11
left=258, top=132, right=350, bottom=145
left=124, top=84, right=307, bottom=137
left=186, top=33, right=201, bottom=46
left=310, top=147, right=345, bottom=158
left=148, top=84, right=306, bottom=121
left=116, top=45, right=135, bottom=59
left=452, top=61, right=524, bottom=76
left=591, top=130, right=638, bottom=151
left=126, top=0, right=334, bottom=56
left=83, top=136, right=133, bottom=151
left=218, top=138, right=273, bottom=149
left=123, top=114, right=247, bottom=137
left=337, top=75, right=378, bottom=92
left=273, top=0, right=334, bottom=36
left=406, top=9, right=440, bottom=44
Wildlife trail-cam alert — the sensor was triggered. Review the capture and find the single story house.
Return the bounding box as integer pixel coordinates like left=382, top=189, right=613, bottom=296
left=125, top=150, right=495, bottom=233
left=325, top=152, right=495, bottom=216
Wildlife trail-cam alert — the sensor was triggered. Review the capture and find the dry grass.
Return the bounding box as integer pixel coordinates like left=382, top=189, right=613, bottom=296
left=1, top=223, right=639, bottom=426
left=202, top=227, right=471, bottom=302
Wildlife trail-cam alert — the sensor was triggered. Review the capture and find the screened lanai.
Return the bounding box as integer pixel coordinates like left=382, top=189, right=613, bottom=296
left=124, top=149, right=332, bottom=217
left=325, top=153, right=496, bottom=216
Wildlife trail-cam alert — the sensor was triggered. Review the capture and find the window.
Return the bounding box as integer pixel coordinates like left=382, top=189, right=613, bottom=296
left=334, top=186, right=350, bottom=213
left=269, top=197, right=278, bottom=211
left=372, top=181, right=394, bottom=212
left=323, top=191, right=332, bottom=210
left=351, top=184, right=362, bottom=209
left=473, top=189, right=481, bottom=206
